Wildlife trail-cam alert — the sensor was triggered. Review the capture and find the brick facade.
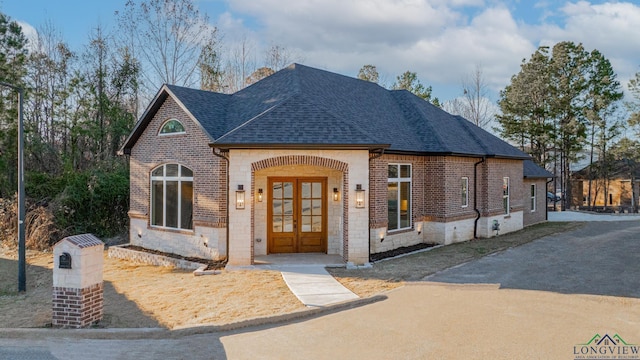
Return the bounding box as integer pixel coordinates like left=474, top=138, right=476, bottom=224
left=370, top=155, right=526, bottom=249
left=572, top=179, right=640, bottom=210
left=523, top=179, right=548, bottom=226
left=52, top=283, right=103, bottom=328
left=128, top=97, right=227, bottom=260
left=476, top=158, right=524, bottom=237
left=127, top=96, right=533, bottom=263
left=481, top=158, right=524, bottom=216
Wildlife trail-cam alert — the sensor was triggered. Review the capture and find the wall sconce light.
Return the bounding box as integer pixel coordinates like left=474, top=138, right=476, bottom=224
left=379, top=231, right=385, bottom=242
left=333, top=188, right=339, bottom=201
left=355, top=184, right=365, bottom=208
left=236, top=185, right=245, bottom=209
left=257, top=188, right=263, bottom=202
left=416, top=223, right=423, bottom=235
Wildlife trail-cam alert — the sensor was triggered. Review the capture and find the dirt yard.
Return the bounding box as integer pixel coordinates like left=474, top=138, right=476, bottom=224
left=0, top=249, right=303, bottom=329
left=0, top=221, right=579, bottom=329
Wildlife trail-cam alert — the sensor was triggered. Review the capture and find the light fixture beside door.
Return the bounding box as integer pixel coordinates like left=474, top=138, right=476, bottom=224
left=236, top=185, right=245, bottom=209
left=355, top=184, right=365, bottom=208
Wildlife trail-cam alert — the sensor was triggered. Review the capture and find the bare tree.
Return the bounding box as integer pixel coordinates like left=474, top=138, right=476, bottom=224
left=460, top=64, right=493, bottom=129
left=264, top=43, right=299, bottom=71
left=220, top=35, right=256, bottom=93
left=115, top=0, right=217, bottom=91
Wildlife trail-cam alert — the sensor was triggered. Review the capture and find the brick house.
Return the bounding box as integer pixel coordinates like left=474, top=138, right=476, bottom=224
left=571, top=159, right=640, bottom=211
left=120, top=64, right=550, bottom=266
left=523, top=159, right=553, bottom=226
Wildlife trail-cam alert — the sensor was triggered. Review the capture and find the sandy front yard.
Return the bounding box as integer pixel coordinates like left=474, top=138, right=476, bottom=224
left=0, top=249, right=304, bottom=329
left=0, top=222, right=580, bottom=329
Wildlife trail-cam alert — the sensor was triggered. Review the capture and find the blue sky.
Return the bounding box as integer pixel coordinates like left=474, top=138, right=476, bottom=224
left=1, top=0, right=639, bottom=104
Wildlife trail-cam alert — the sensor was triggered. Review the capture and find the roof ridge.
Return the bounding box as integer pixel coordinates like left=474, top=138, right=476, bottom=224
left=393, top=91, right=450, bottom=152
left=454, top=114, right=492, bottom=155
left=214, top=101, right=286, bottom=144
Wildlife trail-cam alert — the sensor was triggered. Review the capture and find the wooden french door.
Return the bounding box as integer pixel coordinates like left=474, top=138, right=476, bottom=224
left=268, top=177, right=327, bottom=253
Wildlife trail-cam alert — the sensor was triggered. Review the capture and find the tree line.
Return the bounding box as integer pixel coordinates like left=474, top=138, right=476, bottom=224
left=497, top=41, right=640, bottom=210
left=1, top=1, right=639, bottom=248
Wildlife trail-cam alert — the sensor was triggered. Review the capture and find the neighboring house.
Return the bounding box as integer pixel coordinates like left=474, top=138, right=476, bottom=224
left=522, top=159, right=553, bottom=226
left=571, top=159, right=640, bottom=211
left=120, top=64, right=549, bottom=266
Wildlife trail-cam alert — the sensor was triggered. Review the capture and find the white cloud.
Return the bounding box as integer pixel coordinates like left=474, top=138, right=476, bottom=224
left=534, top=1, right=640, bottom=93
left=216, top=0, right=639, bottom=101
left=229, top=0, right=462, bottom=50
left=224, top=0, right=534, bottom=97
left=16, top=21, right=38, bottom=51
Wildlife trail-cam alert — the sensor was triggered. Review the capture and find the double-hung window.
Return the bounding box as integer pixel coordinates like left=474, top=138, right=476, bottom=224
left=388, top=164, right=411, bottom=231
left=530, top=184, right=536, bottom=212
left=462, top=177, right=469, bottom=207
left=151, top=164, right=194, bottom=230
left=503, top=177, right=510, bottom=215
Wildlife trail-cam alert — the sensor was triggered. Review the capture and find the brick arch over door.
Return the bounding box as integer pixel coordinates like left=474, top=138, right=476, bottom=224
left=251, top=155, right=350, bottom=262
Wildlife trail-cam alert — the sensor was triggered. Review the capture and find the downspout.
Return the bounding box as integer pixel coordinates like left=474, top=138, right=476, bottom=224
left=545, top=178, right=554, bottom=221
left=473, top=156, right=486, bottom=239
left=212, top=148, right=230, bottom=263
left=368, top=148, right=385, bottom=263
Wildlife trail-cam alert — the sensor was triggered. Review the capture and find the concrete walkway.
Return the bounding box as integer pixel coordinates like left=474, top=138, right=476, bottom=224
left=281, top=266, right=359, bottom=307
left=227, top=254, right=360, bottom=307
left=548, top=209, right=640, bottom=222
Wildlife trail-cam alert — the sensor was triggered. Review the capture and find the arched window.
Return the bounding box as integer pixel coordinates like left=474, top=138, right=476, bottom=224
left=159, top=119, right=185, bottom=135
left=151, top=164, right=193, bottom=230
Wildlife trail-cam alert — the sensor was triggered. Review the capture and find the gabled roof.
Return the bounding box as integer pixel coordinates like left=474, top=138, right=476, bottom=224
left=121, top=63, right=530, bottom=159
left=523, top=159, right=554, bottom=179
left=572, top=159, right=640, bottom=180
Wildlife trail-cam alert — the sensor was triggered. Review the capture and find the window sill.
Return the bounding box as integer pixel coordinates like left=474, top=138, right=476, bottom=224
left=148, top=225, right=195, bottom=235
left=387, top=227, right=414, bottom=235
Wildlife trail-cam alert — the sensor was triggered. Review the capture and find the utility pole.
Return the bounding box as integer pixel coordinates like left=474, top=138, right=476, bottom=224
left=1, top=81, right=26, bottom=292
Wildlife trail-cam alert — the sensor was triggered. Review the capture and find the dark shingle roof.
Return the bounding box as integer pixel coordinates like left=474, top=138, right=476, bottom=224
left=573, top=159, right=640, bottom=180
left=523, top=159, right=553, bottom=179
left=165, top=85, right=230, bottom=139
left=122, top=63, right=530, bottom=158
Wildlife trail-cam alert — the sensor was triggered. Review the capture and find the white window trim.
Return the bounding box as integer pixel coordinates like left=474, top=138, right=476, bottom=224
left=158, top=118, right=186, bottom=136
left=529, top=184, right=538, bottom=212
left=503, top=177, right=510, bottom=215
left=388, top=163, right=412, bottom=232
left=530, top=184, right=536, bottom=212
left=150, top=164, right=194, bottom=231
left=462, top=177, right=469, bottom=208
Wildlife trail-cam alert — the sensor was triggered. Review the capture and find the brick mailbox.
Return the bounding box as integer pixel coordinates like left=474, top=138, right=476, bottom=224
left=52, top=234, right=104, bottom=328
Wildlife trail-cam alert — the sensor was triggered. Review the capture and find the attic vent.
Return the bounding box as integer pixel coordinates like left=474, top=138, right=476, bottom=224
left=159, top=119, right=185, bottom=135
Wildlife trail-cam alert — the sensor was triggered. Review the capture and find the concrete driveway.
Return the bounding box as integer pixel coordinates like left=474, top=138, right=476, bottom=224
left=426, top=220, right=640, bottom=298
left=548, top=210, right=640, bottom=222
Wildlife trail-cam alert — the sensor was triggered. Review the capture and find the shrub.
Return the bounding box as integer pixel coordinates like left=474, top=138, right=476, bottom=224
left=0, top=162, right=130, bottom=250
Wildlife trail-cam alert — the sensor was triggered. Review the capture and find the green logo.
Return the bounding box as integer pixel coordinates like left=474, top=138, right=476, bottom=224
left=574, top=333, right=639, bottom=359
